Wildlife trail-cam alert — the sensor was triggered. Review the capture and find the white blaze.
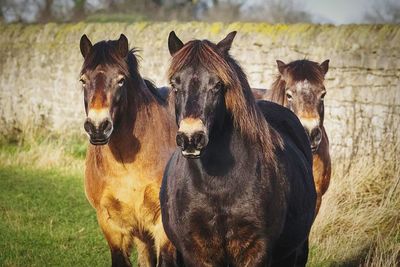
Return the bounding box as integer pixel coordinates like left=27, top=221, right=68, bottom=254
left=178, top=118, right=207, bottom=137
left=87, top=108, right=111, bottom=127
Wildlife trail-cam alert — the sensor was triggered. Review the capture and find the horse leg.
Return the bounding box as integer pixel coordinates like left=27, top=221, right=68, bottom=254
left=134, top=237, right=157, bottom=267
left=315, top=192, right=322, bottom=216
left=97, top=211, right=133, bottom=267
left=271, top=251, right=297, bottom=267
left=157, top=241, right=181, bottom=267
left=151, top=219, right=179, bottom=267
left=294, top=239, right=309, bottom=267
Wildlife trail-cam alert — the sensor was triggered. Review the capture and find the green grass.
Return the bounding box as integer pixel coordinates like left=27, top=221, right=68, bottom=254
left=0, top=166, right=111, bottom=266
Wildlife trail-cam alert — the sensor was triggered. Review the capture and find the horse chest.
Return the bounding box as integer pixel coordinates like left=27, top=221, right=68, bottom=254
left=87, top=168, right=160, bottom=232
left=175, top=176, right=268, bottom=259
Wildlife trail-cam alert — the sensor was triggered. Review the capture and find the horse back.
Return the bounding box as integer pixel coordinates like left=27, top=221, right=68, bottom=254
left=257, top=100, right=312, bottom=166
left=258, top=100, right=316, bottom=258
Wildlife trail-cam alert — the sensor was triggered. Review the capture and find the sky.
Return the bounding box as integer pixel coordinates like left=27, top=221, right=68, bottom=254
left=302, top=0, right=376, bottom=24
left=0, top=0, right=391, bottom=24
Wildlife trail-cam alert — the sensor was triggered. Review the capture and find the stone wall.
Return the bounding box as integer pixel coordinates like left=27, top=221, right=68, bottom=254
left=0, top=22, right=399, bottom=157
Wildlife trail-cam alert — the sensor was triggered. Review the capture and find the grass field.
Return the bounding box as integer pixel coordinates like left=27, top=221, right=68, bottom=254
left=0, top=166, right=110, bottom=266
left=0, top=138, right=137, bottom=266
left=0, top=135, right=398, bottom=266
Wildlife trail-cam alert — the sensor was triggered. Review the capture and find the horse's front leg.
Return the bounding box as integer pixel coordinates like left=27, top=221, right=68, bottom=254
left=97, top=210, right=134, bottom=267
left=149, top=213, right=180, bottom=267
left=157, top=241, right=181, bottom=267
left=134, top=237, right=157, bottom=267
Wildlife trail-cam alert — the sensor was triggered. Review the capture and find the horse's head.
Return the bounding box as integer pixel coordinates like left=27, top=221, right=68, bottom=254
left=79, top=34, right=131, bottom=145
left=167, top=31, right=237, bottom=158
left=276, top=59, right=329, bottom=152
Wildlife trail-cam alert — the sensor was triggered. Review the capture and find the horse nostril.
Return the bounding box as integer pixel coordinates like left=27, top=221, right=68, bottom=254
left=84, top=120, right=95, bottom=135
left=176, top=132, right=188, bottom=150
left=311, top=128, right=322, bottom=145
left=192, top=132, right=207, bottom=149
left=99, top=120, right=112, bottom=133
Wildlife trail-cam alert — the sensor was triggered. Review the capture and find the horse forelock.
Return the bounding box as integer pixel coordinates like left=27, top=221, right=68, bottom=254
left=81, top=40, right=139, bottom=78
left=169, top=39, right=281, bottom=165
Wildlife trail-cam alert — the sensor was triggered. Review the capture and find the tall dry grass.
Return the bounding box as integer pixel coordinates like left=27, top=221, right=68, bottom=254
left=0, top=127, right=85, bottom=173
left=309, top=136, right=400, bottom=266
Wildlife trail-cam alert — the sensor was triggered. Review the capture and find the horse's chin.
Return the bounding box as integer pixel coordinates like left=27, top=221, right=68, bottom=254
left=89, top=137, right=110, bottom=146
left=181, top=149, right=202, bottom=159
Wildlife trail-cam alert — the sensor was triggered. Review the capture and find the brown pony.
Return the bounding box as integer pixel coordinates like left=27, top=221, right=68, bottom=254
left=269, top=59, right=332, bottom=215
left=79, top=34, right=177, bottom=266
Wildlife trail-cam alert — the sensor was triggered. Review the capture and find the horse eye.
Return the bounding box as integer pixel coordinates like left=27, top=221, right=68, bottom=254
left=79, top=78, right=86, bottom=87
left=286, top=92, right=293, bottom=101
left=117, top=78, right=125, bottom=87
left=213, top=82, right=223, bottom=92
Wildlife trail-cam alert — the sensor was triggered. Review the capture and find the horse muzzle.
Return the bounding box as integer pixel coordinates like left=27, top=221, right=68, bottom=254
left=309, top=127, right=322, bottom=153
left=176, top=131, right=208, bottom=158
left=84, top=118, right=113, bottom=146
left=176, top=118, right=208, bottom=159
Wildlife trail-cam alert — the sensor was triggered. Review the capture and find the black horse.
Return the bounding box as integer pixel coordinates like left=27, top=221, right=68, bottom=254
left=160, top=31, right=316, bottom=267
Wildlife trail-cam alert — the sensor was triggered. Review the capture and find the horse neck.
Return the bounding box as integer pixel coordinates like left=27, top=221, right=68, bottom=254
left=206, top=111, right=256, bottom=162
left=104, top=77, right=174, bottom=164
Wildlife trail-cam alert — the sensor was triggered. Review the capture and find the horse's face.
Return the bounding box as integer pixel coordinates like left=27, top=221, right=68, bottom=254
left=170, top=66, right=225, bottom=158
left=168, top=31, right=236, bottom=158
left=79, top=34, right=129, bottom=145
left=277, top=60, right=329, bottom=152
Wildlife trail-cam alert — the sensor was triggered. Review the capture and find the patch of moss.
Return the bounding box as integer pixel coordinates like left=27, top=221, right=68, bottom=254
left=209, top=22, right=223, bottom=35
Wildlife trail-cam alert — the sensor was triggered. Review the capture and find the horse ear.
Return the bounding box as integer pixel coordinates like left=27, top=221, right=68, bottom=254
left=80, top=34, right=92, bottom=58
left=217, top=31, right=237, bottom=54
left=168, top=31, right=184, bottom=56
left=276, top=60, right=286, bottom=75
left=118, top=34, right=129, bottom=58
left=320, top=59, right=329, bottom=76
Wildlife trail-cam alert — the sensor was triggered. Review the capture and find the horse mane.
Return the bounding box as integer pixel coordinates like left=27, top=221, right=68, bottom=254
left=168, top=40, right=282, bottom=164
left=144, top=79, right=168, bottom=105
left=270, top=59, right=325, bottom=105
left=81, top=40, right=166, bottom=105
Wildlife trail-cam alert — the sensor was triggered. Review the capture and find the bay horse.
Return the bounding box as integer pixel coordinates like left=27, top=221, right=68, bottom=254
left=79, top=34, right=178, bottom=267
left=269, top=59, right=332, bottom=215
left=160, top=31, right=316, bottom=266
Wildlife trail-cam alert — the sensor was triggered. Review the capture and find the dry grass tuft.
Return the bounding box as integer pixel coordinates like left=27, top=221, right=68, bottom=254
left=309, top=138, right=400, bottom=266
left=0, top=131, right=85, bottom=173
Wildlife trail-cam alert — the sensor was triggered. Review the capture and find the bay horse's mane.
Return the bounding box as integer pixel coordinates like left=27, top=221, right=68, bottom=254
left=271, top=59, right=325, bottom=104
left=168, top=39, right=281, bottom=163
left=81, top=40, right=166, bottom=105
